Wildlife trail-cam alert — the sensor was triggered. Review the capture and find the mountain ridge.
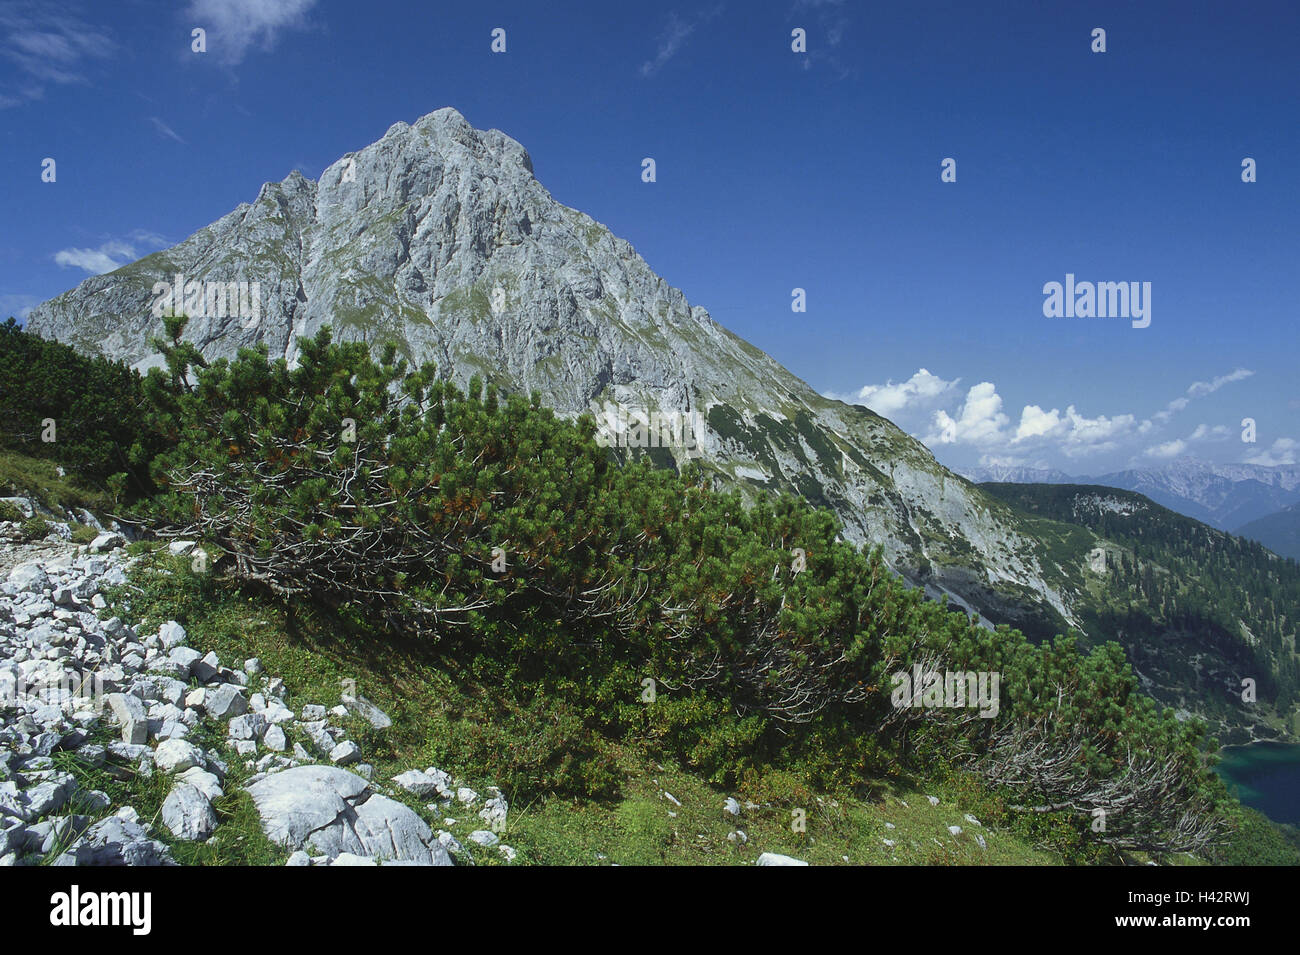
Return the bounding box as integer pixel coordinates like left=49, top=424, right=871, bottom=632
left=962, top=459, right=1300, bottom=531
left=1236, top=501, right=1300, bottom=561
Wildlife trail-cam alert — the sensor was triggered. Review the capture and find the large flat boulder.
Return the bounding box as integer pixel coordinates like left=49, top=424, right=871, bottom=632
left=244, top=765, right=452, bottom=865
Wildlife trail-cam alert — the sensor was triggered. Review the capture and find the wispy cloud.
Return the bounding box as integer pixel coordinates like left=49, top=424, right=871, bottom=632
left=0, top=294, right=39, bottom=320
left=791, top=0, right=853, bottom=77
left=186, top=0, right=319, bottom=66
left=52, top=231, right=171, bottom=275
left=640, top=5, right=723, bottom=78
left=149, top=116, right=187, bottom=144
left=0, top=1, right=113, bottom=108
left=1151, top=368, right=1254, bottom=423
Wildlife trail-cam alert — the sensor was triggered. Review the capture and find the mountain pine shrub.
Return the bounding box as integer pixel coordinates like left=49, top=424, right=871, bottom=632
left=138, top=319, right=1230, bottom=853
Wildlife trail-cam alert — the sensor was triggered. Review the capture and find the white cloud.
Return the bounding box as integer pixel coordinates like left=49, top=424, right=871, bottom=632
left=52, top=231, right=169, bottom=275
left=842, top=368, right=959, bottom=418
left=54, top=241, right=137, bottom=274
left=1009, top=404, right=1135, bottom=457
left=1014, top=404, right=1065, bottom=443
left=1145, top=439, right=1187, bottom=459
left=926, top=382, right=1009, bottom=446
left=128, top=229, right=170, bottom=248
left=792, top=0, right=854, bottom=77
left=845, top=364, right=1250, bottom=470
left=640, top=4, right=723, bottom=77
left=1141, top=423, right=1232, bottom=461
left=186, top=0, right=318, bottom=65
left=1189, top=368, right=1254, bottom=397
left=1245, top=438, right=1299, bottom=467
left=1058, top=407, right=1136, bottom=456
left=0, top=3, right=113, bottom=107
left=1189, top=423, right=1231, bottom=442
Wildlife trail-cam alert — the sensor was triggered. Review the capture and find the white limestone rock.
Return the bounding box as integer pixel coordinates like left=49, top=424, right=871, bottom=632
left=244, top=765, right=452, bottom=865
left=162, top=783, right=217, bottom=841
left=153, top=739, right=204, bottom=774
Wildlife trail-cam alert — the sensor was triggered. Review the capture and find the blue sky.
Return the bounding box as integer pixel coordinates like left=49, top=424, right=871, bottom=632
left=2, top=0, right=1297, bottom=474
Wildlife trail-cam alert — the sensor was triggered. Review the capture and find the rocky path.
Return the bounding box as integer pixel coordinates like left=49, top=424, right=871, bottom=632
left=0, top=509, right=515, bottom=867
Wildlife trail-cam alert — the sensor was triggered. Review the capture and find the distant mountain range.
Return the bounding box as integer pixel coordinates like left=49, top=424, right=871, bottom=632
left=961, top=460, right=1300, bottom=535
left=959, top=465, right=1075, bottom=485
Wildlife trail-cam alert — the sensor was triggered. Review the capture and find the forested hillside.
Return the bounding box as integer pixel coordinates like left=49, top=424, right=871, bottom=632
left=981, top=482, right=1300, bottom=742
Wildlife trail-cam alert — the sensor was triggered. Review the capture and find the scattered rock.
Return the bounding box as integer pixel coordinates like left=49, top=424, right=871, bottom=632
left=228, top=713, right=268, bottom=741
left=437, top=831, right=464, bottom=854
left=157, top=621, right=187, bottom=650
left=106, top=693, right=148, bottom=745
left=393, top=769, right=441, bottom=797
left=153, top=739, right=204, bottom=774
left=479, top=790, right=508, bottom=831
left=340, top=692, right=392, bottom=730
left=329, top=741, right=361, bottom=765
left=7, top=563, right=50, bottom=594
left=205, top=684, right=247, bottom=720
left=52, top=810, right=175, bottom=866
left=162, top=783, right=217, bottom=841
left=0, top=532, right=514, bottom=869
left=87, top=532, right=125, bottom=554
left=176, top=767, right=222, bottom=802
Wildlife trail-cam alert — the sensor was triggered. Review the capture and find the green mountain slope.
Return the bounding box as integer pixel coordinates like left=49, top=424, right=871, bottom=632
left=1236, top=502, right=1300, bottom=561
left=981, top=483, right=1300, bottom=743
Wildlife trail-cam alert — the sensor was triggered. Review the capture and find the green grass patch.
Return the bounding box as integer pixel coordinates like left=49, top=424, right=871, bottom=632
left=0, top=448, right=111, bottom=512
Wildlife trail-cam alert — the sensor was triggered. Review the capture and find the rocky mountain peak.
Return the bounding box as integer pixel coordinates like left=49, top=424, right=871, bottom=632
left=24, top=108, right=1083, bottom=634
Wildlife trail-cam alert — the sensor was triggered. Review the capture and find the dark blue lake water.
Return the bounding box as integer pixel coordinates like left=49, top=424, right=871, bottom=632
left=1215, top=742, right=1300, bottom=826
